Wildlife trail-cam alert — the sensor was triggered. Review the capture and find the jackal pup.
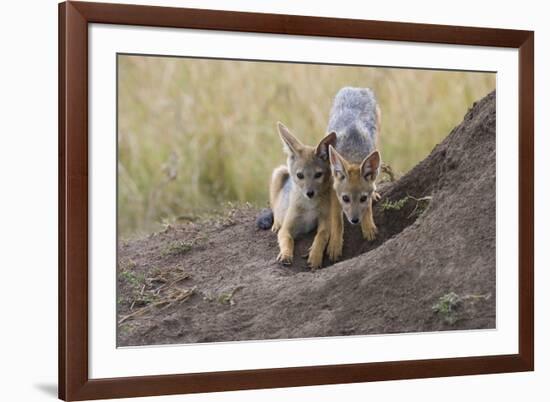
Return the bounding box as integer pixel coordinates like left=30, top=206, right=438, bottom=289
left=326, top=87, right=382, bottom=262
left=269, top=122, right=336, bottom=269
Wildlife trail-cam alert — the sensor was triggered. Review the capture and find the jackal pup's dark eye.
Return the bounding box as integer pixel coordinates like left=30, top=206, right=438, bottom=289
left=297, top=172, right=304, bottom=179
left=342, top=195, right=351, bottom=203
left=359, top=195, right=368, bottom=203
left=314, top=172, right=323, bottom=179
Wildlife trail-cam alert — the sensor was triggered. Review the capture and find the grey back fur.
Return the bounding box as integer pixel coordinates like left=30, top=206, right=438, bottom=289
left=327, top=87, right=378, bottom=164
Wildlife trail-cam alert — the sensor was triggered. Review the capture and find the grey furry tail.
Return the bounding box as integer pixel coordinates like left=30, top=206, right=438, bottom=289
left=256, top=208, right=274, bottom=230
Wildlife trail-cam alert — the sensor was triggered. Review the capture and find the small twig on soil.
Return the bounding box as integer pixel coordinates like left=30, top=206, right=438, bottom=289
left=406, top=195, right=432, bottom=218
left=119, top=302, right=160, bottom=325
left=153, top=272, right=191, bottom=295
left=171, top=287, right=195, bottom=303
left=407, top=195, right=433, bottom=202
left=147, top=273, right=190, bottom=295
left=118, top=286, right=195, bottom=325
left=462, top=293, right=492, bottom=301
left=219, top=286, right=244, bottom=306
left=129, top=284, right=147, bottom=311
left=167, top=273, right=191, bottom=287
left=148, top=274, right=168, bottom=285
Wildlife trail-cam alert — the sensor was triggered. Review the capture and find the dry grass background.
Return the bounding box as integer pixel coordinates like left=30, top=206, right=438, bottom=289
left=118, top=55, right=495, bottom=238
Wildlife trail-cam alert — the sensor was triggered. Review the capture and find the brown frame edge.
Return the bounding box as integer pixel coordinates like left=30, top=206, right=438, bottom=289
left=59, top=1, right=534, bottom=400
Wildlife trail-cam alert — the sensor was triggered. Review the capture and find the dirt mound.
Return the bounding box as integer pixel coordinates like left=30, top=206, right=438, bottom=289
left=117, top=91, right=496, bottom=346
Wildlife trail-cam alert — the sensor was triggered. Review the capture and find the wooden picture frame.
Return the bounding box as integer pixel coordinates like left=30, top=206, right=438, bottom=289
left=59, top=1, right=534, bottom=400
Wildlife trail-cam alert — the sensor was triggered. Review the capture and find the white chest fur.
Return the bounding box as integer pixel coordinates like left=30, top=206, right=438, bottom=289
left=293, top=199, right=320, bottom=236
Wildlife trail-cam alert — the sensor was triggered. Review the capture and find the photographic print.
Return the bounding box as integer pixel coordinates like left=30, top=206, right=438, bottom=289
left=116, top=55, right=496, bottom=347
left=59, top=3, right=534, bottom=399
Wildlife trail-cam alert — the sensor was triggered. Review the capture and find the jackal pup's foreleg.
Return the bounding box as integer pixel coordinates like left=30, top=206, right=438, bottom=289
left=327, top=189, right=344, bottom=262
left=361, top=196, right=377, bottom=241
left=276, top=211, right=297, bottom=265
left=307, top=202, right=331, bottom=269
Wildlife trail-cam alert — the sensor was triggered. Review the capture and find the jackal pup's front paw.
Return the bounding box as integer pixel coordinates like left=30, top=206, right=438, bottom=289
left=307, top=248, right=324, bottom=270
left=372, top=191, right=381, bottom=203
left=327, top=236, right=343, bottom=262
left=277, top=250, right=293, bottom=265
left=361, top=223, right=378, bottom=241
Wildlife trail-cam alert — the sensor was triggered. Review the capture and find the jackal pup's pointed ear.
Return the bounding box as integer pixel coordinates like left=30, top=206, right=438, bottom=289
left=328, top=145, right=348, bottom=180
left=277, top=122, right=303, bottom=156
left=315, top=132, right=337, bottom=161
left=360, top=150, right=381, bottom=181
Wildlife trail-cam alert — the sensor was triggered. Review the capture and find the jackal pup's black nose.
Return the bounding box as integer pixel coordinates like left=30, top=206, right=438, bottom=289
left=306, top=191, right=315, bottom=198
left=350, top=218, right=360, bottom=224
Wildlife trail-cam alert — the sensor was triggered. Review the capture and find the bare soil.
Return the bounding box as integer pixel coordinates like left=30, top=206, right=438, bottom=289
left=117, top=91, right=496, bottom=346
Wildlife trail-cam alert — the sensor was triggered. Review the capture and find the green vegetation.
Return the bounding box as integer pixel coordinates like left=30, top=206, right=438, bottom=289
left=381, top=196, right=410, bottom=211
left=381, top=194, right=432, bottom=218
left=118, top=55, right=495, bottom=237
left=162, top=240, right=194, bottom=257
left=432, top=292, right=462, bottom=325
left=119, top=269, right=145, bottom=288
left=118, top=268, right=158, bottom=309
left=218, top=286, right=244, bottom=306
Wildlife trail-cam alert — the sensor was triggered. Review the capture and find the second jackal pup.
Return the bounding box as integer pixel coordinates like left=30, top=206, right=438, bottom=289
left=270, top=122, right=336, bottom=269
left=326, top=87, right=382, bottom=262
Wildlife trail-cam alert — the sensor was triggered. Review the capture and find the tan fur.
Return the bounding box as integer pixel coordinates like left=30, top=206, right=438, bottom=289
left=270, top=165, right=289, bottom=233
left=269, top=123, right=336, bottom=269
left=327, top=146, right=381, bottom=261
left=361, top=197, right=377, bottom=240
left=327, top=187, right=344, bottom=261
left=305, top=204, right=331, bottom=268
left=275, top=190, right=332, bottom=268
